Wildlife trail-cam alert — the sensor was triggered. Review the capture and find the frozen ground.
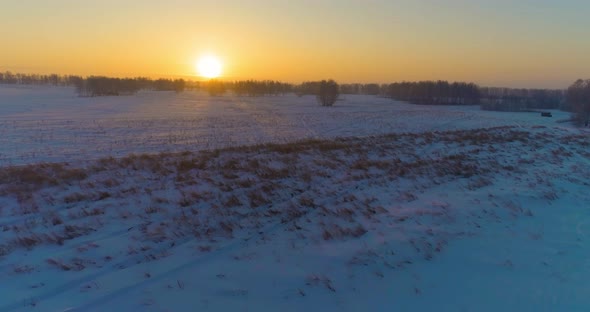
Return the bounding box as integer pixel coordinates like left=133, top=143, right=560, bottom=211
left=0, top=85, right=572, bottom=165
left=0, top=85, right=588, bottom=312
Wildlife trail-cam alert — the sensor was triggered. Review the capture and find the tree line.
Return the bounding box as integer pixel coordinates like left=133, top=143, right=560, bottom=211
left=567, top=79, right=590, bottom=125
left=339, top=83, right=382, bottom=95
left=187, top=79, right=340, bottom=106
left=0, top=71, right=81, bottom=86
left=338, top=81, right=566, bottom=111
left=74, top=77, right=197, bottom=96
left=0, top=72, right=291, bottom=98
left=480, top=87, right=565, bottom=111
left=294, top=81, right=322, bottom=96
left=0, top=71, right=561, bottom=108
left=229, top=80, right=292, bottom=96
left=383, top=81, right=481, bottom=105
left=0, top=72, right=203, bottom=96
left=2, top=71, right=586, bottom=122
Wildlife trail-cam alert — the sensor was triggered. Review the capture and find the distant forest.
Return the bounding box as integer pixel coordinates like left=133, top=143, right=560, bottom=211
left=0, top=72, right=198, bottom=96
left=1, top=71, right=585, bottom=119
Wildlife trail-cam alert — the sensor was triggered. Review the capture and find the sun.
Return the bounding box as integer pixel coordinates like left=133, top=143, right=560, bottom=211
left=196, top=55, right=222, bottom=79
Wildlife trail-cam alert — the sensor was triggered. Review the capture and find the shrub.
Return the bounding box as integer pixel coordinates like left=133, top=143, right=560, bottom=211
left=316, top=80, right=339, bottom=106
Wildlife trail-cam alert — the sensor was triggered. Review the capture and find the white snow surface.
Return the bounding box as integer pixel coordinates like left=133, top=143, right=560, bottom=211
left=0, top=85, right=572, bottom=165
left=0, top=85, right=588, bottom=312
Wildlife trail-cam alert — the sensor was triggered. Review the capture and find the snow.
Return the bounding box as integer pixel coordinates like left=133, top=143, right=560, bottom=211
left=0, top=84, right=572, bottom=165
left=0, top=84, right=588, bottom=311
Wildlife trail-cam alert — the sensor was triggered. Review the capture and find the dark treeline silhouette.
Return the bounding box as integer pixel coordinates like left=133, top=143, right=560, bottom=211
left=567, top=79, right=590, bottom=125
left=292, top=80, right=340, bottom=106
left=202, top=79, right=227, bottom=96
left=229, top=80, right=292, bottom=96
left=294, top=81, right=321, bottom=96
left=197, top=80, right=292, bottom=96
left=0, top=71, right=200, bottom=96
left=480, top=87, right=565, bottom=112
left=339, top=81, right=565, bottom=110
left=384, top=81, right=481, bottom=105
left=340, top=83, right=383, bottom=95
left=0, top=71, right=81, bottom=86
left=75, top=77, right=193, bottom=96
left=0, top=71, right=570, bottom=112
left=75, top=77, right=143, bottom=96
left=339, top=81, right=481, bottom=105
left=152, top=79, right=187, bottom=92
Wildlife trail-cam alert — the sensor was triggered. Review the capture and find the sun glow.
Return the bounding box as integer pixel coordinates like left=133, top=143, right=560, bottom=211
left=196, top=55, right=222, bottom=79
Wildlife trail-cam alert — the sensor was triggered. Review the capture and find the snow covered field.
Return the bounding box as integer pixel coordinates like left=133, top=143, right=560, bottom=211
left=0, top=85, right=588, bottom=311
left=0, top=85, right=571, bottom=165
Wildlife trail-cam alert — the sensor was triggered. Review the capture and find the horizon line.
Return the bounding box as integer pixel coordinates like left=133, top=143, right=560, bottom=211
left=0, top=68, right=571, bottom=91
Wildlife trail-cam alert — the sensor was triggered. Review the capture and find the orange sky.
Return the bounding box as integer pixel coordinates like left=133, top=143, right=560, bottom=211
left=1, top=0, right=589, bottom=88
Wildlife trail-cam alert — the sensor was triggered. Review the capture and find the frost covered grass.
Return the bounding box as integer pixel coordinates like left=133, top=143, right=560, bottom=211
left=0, top=125, right=588, bottom=311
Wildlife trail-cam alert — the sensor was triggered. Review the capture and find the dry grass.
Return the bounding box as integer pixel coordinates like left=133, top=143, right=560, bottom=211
left=0, top=125, right=585, bottom=276
left=322, top=224, right=367, bottom=240
left=466, top=177, right=494, bottom=190
left=248, top=190, right=269, bottom=208
left=45, top=257, right=90, bottom=271
left=224, top=195, right=243, bottom=208
left=0, top=163, right=88, bottom=190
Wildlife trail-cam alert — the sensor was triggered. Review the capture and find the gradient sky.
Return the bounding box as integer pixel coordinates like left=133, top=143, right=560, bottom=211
left=1, top=0, right=588, bottom=88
